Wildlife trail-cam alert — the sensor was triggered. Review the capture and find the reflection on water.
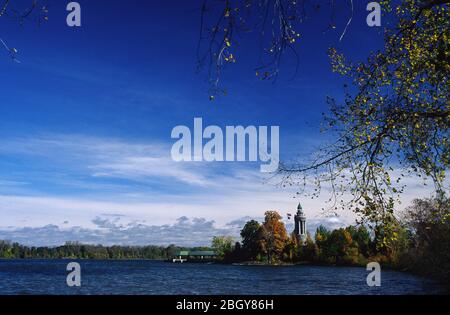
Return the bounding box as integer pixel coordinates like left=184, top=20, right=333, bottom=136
left=0, top=260, right=447, bottom=295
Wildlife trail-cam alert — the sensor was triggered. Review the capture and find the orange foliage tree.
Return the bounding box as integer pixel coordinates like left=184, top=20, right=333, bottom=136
left=260, top=211, right=289, bottom=263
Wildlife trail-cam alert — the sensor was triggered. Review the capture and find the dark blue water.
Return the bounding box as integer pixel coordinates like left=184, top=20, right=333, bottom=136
left=0, top=260, right=447, bottom=295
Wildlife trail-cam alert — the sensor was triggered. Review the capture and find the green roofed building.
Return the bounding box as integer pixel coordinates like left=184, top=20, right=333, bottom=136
left=177, top=251, right=190, bottom=257
left=172, top=250, right=216, bottom=263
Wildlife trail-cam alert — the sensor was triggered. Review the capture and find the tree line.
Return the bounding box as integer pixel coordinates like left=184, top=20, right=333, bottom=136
left=0, top=242, right=211, bottom=260
left=211, top=197, right=449, bottom=282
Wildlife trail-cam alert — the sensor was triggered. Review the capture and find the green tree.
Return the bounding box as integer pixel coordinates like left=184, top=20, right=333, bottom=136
left=299, top=232, right=318, bottom=262
left=240, top=220, right=263, bottom=260
left=346, top=225, right=372, bottom=257
left=402, top=196, right=450, bottom=281
left=212, top=236, right=235, bottom=259
left=315, top=225, right=331, bottom=246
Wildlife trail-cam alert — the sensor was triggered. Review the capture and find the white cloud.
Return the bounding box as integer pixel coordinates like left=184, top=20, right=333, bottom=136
left=91, top=156, right=210, bottom=186
left=0, top=216, right=235, bottom=247
left=0, top=214, right=352, bottom=247
left=0, top=133, right=441, bottom=246
left=0, top=134, right=212, bottom=186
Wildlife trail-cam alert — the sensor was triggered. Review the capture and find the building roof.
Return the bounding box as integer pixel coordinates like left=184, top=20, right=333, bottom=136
left=190, top=251, right=216, bottom=256
left=175, top=250, right=216, bottom=257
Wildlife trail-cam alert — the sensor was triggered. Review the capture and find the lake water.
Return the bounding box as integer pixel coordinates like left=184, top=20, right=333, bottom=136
left=0, top=260, right=447, bottom=295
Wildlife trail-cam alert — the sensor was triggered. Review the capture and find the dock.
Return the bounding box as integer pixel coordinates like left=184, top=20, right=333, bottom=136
left=171, top=250, right=217, bottom=263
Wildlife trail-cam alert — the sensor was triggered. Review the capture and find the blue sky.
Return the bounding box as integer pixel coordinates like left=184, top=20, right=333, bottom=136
left=0, top=0, right=431, bottom=246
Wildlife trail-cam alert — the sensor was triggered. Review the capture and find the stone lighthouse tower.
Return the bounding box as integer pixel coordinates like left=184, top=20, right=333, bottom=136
left=294, top=203, right=307, bottom=245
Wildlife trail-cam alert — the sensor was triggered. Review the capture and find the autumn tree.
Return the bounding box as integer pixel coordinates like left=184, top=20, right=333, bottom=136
left=283, top=234, right=298, bottom=261
left=318, top=228, right=359, bottom=264
left=260, top=211, right=289, bottom=263
left=278, top=0, right=449, bottom=245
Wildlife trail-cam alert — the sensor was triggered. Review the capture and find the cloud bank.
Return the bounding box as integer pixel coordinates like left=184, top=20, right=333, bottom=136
left=0, top=215, right=347, bottom=247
